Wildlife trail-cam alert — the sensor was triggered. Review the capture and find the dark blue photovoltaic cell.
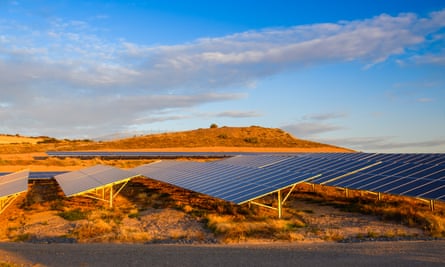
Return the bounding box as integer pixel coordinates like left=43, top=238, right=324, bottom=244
left=419, top=186, right=445, bottom=200
left=132, top=158, right=318, bottom=204
left=404, top=180, right=445, bottom=196
left=47, top=151, right=248, bottom=159
left=130, top=153, right=445, bottom=204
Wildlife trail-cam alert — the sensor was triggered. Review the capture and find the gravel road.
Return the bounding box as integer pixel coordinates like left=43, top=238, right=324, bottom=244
left=1, top=240, right=444, bottom=267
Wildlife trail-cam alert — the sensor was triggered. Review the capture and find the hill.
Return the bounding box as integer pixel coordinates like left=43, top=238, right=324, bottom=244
left=0, top=126, right=352, bottom=153
left=0, top=134, right=44, bottom=145
left=86, top=126, right=353, bottom=152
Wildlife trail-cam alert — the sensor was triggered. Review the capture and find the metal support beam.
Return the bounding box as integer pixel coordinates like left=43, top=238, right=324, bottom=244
left=282, top=183, right=297, bottom=205
left=250, top=200, right=277, bottom=211
left=72, top=179, right=131, bottom=208
left=243, top=175, right=322, bottom=218
left=430, top=199, right=435, bottom=212
left=320, top=161, right=382, bottom=185
left=0, top=194, right=20, bottom=214
left=109, top=185, right=113, bottom=208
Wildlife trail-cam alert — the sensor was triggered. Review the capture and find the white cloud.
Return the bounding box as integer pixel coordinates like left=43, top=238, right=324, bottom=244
left=411, top=53, right=445, bottom=66
left=417, top=97, right=434, bottom=103
left=215, top=111, right=262, bottom=118
left=319, top=136, right=445, bottom=153
left=302, top=112, right=347, bottom=121
left=0, top=9, right=444, bottom=137
left=282, top=122, right=343, bottom=138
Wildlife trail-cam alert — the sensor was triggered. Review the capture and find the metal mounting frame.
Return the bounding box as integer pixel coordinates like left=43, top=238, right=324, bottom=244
left=69, top=179, right=131, bottom=208
left=0, top=193, right=21, bottom=214
left=245, top=174, right=322, bottom=218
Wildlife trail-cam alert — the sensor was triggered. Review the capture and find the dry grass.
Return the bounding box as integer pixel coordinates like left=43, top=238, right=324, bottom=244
left=0, top=126, right=352, bottom=156
left=0, top=177, right=443, bottom=244
left=0, top=134, right=44, bottom=145
left=294, top=183, right=445, bottom=238
left=206, top=214, right=306, bottom=242
left=0, top=125, right=351, bottom=172
left=102, top=126, right=348, bottom=150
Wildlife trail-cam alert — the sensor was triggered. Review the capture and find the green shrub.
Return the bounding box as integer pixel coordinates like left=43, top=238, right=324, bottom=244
left=244, top=137, right=258, bottom=144
left=58, top=209, right=89, bottom=221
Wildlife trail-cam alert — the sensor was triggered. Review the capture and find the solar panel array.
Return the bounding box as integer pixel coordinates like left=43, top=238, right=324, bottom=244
left=132, top=159, right=319, bottom=204
left=46, top=151, right=245, bottom=159
left=55, top=165, right=138, bottom=196
left=0, top=170, right=29, bottom=198
left=2, top=152, right=444, bottom=207
left=0, top=172, right=69, bottom=180
left=133, top=153, right=445, bottom=204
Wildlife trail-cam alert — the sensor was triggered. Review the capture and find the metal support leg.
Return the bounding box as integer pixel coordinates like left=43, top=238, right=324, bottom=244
left=430, top=200, right=435, bottom=212
left=378, top=192, right=382, bottom=201
left=345, top=188, right=349, bottom=198
left=109, top=186, right=113, bottom=208
left=278, top=190, right=282, bottom=219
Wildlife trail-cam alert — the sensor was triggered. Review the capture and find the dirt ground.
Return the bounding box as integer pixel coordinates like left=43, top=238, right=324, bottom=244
left=0, top=179, right=432, bottom=244
left=0, top=241, right=444, bottom=267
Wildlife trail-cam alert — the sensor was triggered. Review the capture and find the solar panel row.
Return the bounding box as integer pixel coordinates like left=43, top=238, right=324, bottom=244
left=217, top=154, right=445, bottom=201
left=2, top=153, right=444, bottom=212
left=54, top=165, right=138, bottom=197
left=133, top=153, right=445, bottom=205
left=0, top=172, right=68, bottom=180
left=46, top=151, right=246, bottom=159
left=0, top=170, right=29, bottom=198
left=132, top=160, right=319, bottom=204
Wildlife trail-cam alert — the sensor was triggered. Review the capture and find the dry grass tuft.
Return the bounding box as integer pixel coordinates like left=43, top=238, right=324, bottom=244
left=295, top=183, right=445, bottom=238
left=206, top=214, right=306, bottom=242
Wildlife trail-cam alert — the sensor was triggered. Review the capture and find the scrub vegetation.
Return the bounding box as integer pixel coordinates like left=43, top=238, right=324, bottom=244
left=0, top=126, right=443, bottom=244
left=0, top=178, right=443, bottom=244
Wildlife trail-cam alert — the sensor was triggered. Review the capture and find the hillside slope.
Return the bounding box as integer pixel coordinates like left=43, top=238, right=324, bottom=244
left=99, top=126, right=352, bottom=152
left=0, top=126, right=353, bottom=153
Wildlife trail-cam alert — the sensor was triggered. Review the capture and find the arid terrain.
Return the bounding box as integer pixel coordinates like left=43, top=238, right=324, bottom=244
left=0, top=126, right=444, bottom=266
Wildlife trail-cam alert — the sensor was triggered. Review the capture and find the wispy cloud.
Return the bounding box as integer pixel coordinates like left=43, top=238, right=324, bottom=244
left=282, top=112, right=346, bottom=138
left=215, top=111, right=262, bottom=118
left=320, top=136, right=445, bottom=152
left=302, top=112, right=347, bottom=121
left=0, top=9, right=444, bottom=137
left=417, top=97, right=434, bottom=103
left=282, top=122, right=343, bottom=137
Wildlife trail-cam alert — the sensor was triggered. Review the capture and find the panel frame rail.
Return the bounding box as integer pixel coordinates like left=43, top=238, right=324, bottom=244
left=0, top=170, right=29, bottom=214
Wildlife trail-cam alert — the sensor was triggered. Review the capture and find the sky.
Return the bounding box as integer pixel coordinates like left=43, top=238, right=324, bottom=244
left=0, top=0, right=444, bottom=153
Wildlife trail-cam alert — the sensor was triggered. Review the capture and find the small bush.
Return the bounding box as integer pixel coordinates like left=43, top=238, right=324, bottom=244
left=244, top=137, right=258, bottom=144
left=0, top=262, right=19, bottom=267
left=13, top=233, right=32, bottom=242
left=210, top=123, right=218, bottom=129
left=58, top=209, right=89, bottom=221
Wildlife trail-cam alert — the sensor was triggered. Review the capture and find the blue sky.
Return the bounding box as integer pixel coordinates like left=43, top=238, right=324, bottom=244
left=0, top=0, right=444, bottom=152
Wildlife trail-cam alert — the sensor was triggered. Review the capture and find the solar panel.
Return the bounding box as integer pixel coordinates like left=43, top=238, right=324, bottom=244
left=0, top=170, right=29, bottom=214
left=0, top=170, right=29, bottom=198
left=46, top=151, right=245, bottom=159
left=132, top=159, right=319, bottom=204
left=132, top=153, right=445, bottom=208
left=55, top=165, right=138, bottom=197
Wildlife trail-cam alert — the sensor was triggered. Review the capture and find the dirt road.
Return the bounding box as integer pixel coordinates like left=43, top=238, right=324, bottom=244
left=1, top=241, right=444, bottom=267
